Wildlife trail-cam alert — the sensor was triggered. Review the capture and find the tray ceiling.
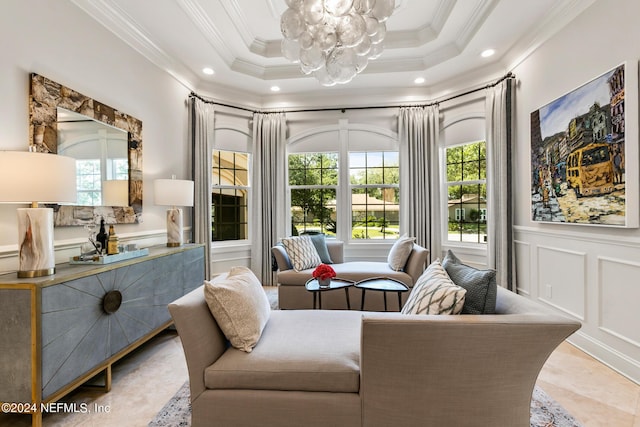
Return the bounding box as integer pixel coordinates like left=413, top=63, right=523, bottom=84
left=70, top=0, right=595, bottom=105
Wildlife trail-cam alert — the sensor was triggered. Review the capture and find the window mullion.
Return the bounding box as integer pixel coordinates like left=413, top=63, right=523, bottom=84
left=338, top=130, right=350, bottom=241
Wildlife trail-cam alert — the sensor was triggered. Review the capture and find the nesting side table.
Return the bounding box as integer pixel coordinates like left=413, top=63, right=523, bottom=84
left=304, top=278, right=354, bottom=310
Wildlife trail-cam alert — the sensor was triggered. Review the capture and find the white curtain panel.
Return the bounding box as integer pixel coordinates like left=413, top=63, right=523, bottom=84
left=486, top=78, right=515, bottom=290
left=189, top=96, right=214, bottom=280
left=251, top=113, right=287, bottom=285
left=398, top=105, right=440, bottom=261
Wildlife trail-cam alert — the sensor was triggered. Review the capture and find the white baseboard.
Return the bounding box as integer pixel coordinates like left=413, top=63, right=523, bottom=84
left=568, top=331, right=640, bottom=386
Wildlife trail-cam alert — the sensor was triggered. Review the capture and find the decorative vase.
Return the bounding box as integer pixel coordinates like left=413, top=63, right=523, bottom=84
left=318, top=277, right=331, bottom=288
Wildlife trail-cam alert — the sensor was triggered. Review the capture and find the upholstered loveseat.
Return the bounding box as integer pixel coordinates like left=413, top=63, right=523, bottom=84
left=169, top=282, right=581, bottom=427
left=272, top=239, right=429, bottom=310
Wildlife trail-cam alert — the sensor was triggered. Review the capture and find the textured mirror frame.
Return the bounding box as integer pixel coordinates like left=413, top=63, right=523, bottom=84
left=29, top=73, right=143, bottom=225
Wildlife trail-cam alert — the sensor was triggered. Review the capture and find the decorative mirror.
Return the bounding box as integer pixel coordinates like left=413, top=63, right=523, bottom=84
left=29, top=73, right=142, bottom=225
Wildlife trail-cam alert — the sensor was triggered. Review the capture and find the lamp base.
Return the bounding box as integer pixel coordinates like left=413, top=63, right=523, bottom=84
left=166, top=208, right=184, bottom=247
left=18, top=267, right=56, bottom=278
left=17, top=207, right=56, bottom=278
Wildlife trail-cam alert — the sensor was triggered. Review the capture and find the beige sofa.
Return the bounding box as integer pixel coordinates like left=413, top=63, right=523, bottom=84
left=169, top=284, right=580, bottom=427
left=272, top=240, right=429, bottom=310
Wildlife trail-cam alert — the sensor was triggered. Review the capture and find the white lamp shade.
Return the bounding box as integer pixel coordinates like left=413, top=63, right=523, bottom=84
left=103, top=180, right=129, bottom=206
left=154, top=179, right=194, bottom=207
left=0, top=151, right=77, bottom=204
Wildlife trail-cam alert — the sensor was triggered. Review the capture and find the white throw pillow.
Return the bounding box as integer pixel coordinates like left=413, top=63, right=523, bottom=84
left=281, top=236, right=322, bottom=271
left=387, top=234, right=416, bottom=271
left=401, top=260, right=466, bottom=315
left=203, top=266, right=271, bottom=352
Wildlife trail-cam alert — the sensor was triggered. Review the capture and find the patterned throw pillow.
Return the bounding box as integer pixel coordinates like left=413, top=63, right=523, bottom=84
left=401, top=260, right=466, bottom=315
left=281, top=236, right=322, bottom=271
left=387, top=234, right=416, bottom=271
left=203, top=266, right=271, bottom=352
left=442, top=250, right=497, bottom=314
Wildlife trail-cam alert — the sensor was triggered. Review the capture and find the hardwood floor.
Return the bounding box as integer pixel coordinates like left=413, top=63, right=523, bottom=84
left=538, top=341, right=640, bottom=426
left=1, top=323, right=638, bottom=426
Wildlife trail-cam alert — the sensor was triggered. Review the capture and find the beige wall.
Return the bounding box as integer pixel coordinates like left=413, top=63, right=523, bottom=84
left=0, top=0, right=191, bottom=271
left=512, top=0, right=640, bottom=384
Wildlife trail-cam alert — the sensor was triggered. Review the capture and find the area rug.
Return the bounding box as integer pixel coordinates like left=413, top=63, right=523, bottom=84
left=148, top=382, right=583, bottom=427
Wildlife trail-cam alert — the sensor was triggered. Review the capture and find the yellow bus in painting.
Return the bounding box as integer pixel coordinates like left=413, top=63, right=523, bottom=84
left=566, top=143, right=614, bottom=197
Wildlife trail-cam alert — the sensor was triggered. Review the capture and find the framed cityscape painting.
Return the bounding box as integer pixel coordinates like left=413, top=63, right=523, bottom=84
left=530, top=63, right=638, bottom=227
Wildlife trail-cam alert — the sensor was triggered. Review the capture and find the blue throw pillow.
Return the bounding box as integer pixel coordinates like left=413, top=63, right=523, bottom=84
left=308, top=233, right=333, bottom=264
left=442, top=250, right=497, bottom=314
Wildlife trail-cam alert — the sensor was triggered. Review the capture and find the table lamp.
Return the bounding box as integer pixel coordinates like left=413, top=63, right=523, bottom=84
left=153, top=176, right=194, bottom=247
left=0, top=150, right=77, bottom=277
left=103, top=180, right=129, bottom=206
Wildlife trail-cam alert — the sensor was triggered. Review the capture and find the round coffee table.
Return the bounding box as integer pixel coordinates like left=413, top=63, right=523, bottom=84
left=305, top=278, right=354, bottom=310
left=355, top=277, right=409, bottom=311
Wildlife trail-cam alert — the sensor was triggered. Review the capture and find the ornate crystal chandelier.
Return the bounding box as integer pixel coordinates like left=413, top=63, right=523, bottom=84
left=280, top=0, right=395, bottom=86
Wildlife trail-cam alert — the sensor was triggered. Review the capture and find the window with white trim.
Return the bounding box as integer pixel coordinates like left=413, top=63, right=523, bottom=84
left=288, top=153, right=338, bottom=236
left=445, top=141, right=487, bottom=244
left=349, top=151, right=399, bottom=239
left=212, top=150, right=250, bottom=241
left=287, top=150, right=399, bottom=240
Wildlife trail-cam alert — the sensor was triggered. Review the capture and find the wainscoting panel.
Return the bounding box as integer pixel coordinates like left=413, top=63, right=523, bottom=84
left=514, top=240, right=531, bottom=295
left=598, top=257, right=640, bottom=348
left=537, top=245, right=586, bottom=320
left=514, top=226, right=640, bottom=384
left=211, top=243, right=251, bottom=276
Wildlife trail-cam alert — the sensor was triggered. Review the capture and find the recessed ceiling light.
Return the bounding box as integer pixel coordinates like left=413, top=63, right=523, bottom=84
left=202, top=67, right=214, bottom=75
left=481, top=49, right=495, bottom=58
left=414, top=77, right=425, bottom=84
left=270, top=86, right=281, bottom=92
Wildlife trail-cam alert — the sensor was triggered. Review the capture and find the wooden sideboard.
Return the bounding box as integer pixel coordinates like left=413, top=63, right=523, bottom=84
left=0, top=244, right=205, bottom=427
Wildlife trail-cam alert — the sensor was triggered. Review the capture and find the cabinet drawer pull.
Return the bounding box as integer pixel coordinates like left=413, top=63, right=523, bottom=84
left=102, top=290, right=123, bottom=314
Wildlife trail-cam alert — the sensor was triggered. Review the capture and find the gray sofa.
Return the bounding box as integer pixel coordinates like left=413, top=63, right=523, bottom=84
left=169, top=284, right=581, bottom=427
left=272, top=240, right=429, bottom=310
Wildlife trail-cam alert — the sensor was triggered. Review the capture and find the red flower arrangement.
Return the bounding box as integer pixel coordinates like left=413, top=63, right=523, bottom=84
left=312, top=263, right=336, bottom=280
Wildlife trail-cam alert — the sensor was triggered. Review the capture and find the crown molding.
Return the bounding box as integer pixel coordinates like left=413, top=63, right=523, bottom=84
left=70, top=0, right=599, bottom=105
left=70, top=0, right=197, bottom=90
left=506, top=0, right=597, bottom=71
left=455, top=0, right=499, bottom=49
left=221, top=0, right=255, bottom=48
left=177, top=0, right=235, bottom=65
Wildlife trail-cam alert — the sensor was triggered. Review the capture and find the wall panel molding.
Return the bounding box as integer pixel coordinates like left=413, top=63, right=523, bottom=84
left=536, top=245, right=586, bottom=320
left=515, top=225, right=640, bottom=249
left=598, top=256, right=640, bottom=349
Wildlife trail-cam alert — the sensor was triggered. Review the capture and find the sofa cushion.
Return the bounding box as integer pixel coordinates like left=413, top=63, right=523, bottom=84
left=203, top=267, right=271, bottom=352
left=442, top=250, right=497, bottom=314
left=282, top=236, right=322, bottom=271
left=205, top=310, right=362, bottom=393
left=308, top=233, right=333, bottom=264
left=387, top=234, right=416, bottom=271
left=401, top=260, right=466, bottom=315
left=272, top=242, right=293, bottom=270
left=278, top=261, right=415, bottom=287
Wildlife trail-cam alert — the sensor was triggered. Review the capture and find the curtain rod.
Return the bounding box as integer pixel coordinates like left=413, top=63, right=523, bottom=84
left=189, top=71, right=515, bottom=114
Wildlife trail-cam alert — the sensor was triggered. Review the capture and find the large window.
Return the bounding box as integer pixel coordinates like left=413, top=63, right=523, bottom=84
left=349, top=151, right=399, bottom=239
left=212, top=150, right=249, bottom=241
left=287, top=150, right=399, bottom=240
left=288, top=153, right=338, bottom=236
left=445, top=141, right=487, bottom=244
